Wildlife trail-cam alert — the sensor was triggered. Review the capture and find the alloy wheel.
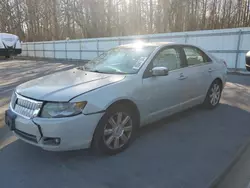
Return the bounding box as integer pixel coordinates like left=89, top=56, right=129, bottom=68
left=210, top=83, right=221, bottom=106
left=103, top=112, right=133, bottom=150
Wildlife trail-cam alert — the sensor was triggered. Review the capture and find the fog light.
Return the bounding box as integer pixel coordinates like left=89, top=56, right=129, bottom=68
left=43, top=137, right=61, bottom=146
left=55, top=138, right=60, bottom=144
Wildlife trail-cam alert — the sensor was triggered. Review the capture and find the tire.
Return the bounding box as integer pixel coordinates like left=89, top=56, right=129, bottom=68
left=92, top=105, right=138, bottom=155
left=203, top=79, right=222, bottom=109
left=5, top=55, right=10, bottom=59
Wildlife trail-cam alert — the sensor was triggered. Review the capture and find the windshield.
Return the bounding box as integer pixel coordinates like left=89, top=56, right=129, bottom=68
left=83, top=46, right=156, bottom=74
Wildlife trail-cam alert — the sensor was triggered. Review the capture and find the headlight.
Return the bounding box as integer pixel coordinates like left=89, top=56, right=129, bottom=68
left=40, top=102, right=87, bottom=118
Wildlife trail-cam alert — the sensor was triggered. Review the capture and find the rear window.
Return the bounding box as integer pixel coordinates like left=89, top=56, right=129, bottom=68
left=183, top=46, right=212, bottom=66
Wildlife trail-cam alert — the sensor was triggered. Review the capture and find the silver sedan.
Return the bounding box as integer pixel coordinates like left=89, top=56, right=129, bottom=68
left=5, top=42, right=227, bottom=155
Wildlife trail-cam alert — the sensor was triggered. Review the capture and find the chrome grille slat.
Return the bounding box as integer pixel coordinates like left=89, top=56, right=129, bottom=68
left=11, top=93, right=42, bottom=119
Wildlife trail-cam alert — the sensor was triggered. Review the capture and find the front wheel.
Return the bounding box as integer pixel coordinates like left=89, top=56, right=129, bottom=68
left=203, top=80, right=222, bottom=109
left=92, top=105, right=137, bottom=155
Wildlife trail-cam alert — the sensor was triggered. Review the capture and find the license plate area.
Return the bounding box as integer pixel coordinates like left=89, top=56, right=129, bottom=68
left=5, top=110, right=17, bottom=130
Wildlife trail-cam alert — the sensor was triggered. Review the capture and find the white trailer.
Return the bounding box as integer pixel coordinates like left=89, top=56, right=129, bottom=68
left=0, top=33, right=22, bottom=58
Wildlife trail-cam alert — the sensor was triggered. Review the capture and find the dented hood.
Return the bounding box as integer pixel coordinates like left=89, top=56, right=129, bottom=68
left=16, top=68, right=125, bottom=101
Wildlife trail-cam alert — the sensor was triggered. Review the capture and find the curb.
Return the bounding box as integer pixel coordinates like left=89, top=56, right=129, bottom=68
left=227, top=70, right=250, bottom=75
left=207, top=136, right=250, bottom=188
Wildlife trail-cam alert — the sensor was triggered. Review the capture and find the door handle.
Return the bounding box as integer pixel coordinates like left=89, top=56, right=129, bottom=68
left=208, top=68, right=213, bottom=73
left=178, top=74, right=188, bottom=80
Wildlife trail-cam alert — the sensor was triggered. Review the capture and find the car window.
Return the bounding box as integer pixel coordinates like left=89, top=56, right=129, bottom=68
left=183, top=46, right=211, bottom=66
left=183, top=47, right=205, bottom=66
left=152, top=48, right=181, bottom=71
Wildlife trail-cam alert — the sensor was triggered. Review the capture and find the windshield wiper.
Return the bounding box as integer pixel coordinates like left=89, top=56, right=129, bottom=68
left=77, top=67, right=106, bottom=73
left=79, top=68, right=127, bottom=74
left=91, top=70, right=103, bottom=73
left=88, top=70, right=108, bottom=74
left=77, top=66, right=85, bottom=70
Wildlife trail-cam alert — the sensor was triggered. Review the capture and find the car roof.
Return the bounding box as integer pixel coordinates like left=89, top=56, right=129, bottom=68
left=119, top=42, right=188, bottom=48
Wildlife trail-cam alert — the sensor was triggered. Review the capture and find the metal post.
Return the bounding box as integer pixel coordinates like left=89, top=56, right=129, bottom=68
left=118, top=38, right=121, bottom=45
left=65, top=41, right=68, bottom=60
left=22, top=43, right=25, bottom=56
left=97, top=39, right=99, bottom=56
left=235, top=30, right=242, bottom=70
left=42, top=42, right=45, bottom=58
left=26, top=44, right=28, bottom=57
left=185, top=34, right=188, bottom=44
left=79, top=40, right=82, bottom=60
left=147, top=36, right=150, bottom=42
left=53, top=41, right=56, bottom=59
left=34, top=43, right=36, bottom=58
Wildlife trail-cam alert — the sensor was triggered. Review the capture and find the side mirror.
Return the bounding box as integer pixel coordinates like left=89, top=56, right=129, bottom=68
left=151, top=67, right=169, bottom=76
left=246, top=51, right=250, bottom=71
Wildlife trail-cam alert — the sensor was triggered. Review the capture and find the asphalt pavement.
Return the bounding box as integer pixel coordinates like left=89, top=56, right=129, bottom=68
left=0, top=59, right=250, bottom=188
left=215, top=143, right=250, bottom=188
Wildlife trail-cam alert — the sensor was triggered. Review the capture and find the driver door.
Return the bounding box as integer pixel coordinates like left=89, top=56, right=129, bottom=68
left=141, top=46, right=188, bottom=123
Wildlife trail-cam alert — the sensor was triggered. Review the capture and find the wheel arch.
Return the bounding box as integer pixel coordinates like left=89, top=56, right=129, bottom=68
left=106, top=99, right=141, bottom=126
left=204, top=77, right=223, bottom=102
left=91, top=98, right=141, bottom=151
left=213, top=77, right=223, bottom=87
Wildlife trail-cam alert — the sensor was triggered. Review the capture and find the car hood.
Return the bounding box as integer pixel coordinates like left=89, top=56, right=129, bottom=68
left=16, top=68, right=125, bottom=101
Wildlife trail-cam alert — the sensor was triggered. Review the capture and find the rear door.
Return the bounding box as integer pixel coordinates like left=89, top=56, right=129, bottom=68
left=181, top=45, right=213, bottom=109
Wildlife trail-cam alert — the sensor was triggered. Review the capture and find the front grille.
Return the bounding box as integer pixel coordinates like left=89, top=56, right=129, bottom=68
left=14, top=129, right=38, bottom=143
left=11, top=93, right=42, bottom=119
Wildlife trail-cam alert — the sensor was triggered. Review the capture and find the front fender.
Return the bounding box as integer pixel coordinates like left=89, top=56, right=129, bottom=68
left=70, top=77, right=141, bottom=115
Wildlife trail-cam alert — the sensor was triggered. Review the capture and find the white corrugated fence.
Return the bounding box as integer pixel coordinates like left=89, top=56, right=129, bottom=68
left=21, top=27, right=250, bottom=70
